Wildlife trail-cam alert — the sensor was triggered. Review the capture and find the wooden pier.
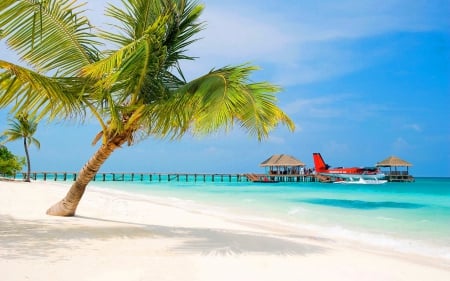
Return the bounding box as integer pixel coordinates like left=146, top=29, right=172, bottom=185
left=7, top=172, right=249, bottom=183
left=246, top=173, right=317, bottom=183
left=4, top=172, right=317, bottom=183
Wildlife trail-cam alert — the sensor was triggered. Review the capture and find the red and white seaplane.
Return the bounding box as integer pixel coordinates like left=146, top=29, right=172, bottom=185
left=312, top=153, right=387, bottom=184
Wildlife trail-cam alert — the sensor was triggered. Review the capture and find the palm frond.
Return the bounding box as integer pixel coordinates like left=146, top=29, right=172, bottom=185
left=140, top=65, right=295, bottom=141
left=187, top=66, right=295, bottom=140
left=0, top=60, right=85, bottom=120
left=164, top=1, right=204, bottom=63
left=0, top=0, right=101, bottom=76
left=101, top=0, right=203, bottom=86
left=83, top=7, right=179, bottom=133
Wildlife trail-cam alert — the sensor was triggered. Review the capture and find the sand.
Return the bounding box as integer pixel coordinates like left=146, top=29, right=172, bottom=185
left=1, top=180, right=449, bottom=281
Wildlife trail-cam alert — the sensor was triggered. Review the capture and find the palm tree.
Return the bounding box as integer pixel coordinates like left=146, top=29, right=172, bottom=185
left=1, top=114, right=40, bottom=182
left=0, top=0, right=294, bottom=216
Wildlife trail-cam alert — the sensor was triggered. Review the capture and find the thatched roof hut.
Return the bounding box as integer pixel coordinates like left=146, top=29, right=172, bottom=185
left=376, top=156, right=414, bottom=182
left=260, top=154, right=305, bottom=175
left=260, top=154, right=305, bottom=167
left=376, top=156, right=412, bottom=167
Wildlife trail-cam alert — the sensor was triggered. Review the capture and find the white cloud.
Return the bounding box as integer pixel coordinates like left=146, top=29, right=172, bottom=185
left=5, top=0, right=445, bottom=85
left=392, top=137, right=413, bottom=151
left=198, top=9, right=293, bottom=61
left=283, top=94, right=354, bottom=118
left=404, top=123, right=423, bottom=132
left=184, top=0, right=450, bottom=84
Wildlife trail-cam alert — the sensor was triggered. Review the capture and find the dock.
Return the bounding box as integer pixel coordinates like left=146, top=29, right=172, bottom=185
left=4, top=172, right=318, bottom=183
left=246, top=173, right=317, bottom=183
left=6, top=172, right=248, bottom=182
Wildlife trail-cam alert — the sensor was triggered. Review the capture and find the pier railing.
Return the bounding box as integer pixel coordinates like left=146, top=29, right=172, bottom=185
left=4, top=172, right=249, bottom=183
left=2, top=172, right=317, bottom=183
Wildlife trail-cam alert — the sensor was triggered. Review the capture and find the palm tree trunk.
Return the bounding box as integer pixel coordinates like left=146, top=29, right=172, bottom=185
left=23, top=138, right=31, bottom=182
left=46, top=136, right=126, bottom=216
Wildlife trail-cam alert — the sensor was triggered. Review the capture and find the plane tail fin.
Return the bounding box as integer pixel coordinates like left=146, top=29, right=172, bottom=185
left=313, top=153, right=328, bottom=172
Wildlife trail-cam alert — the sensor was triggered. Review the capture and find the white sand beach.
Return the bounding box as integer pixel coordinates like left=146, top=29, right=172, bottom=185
left=1, top=180, right=449, bottom=281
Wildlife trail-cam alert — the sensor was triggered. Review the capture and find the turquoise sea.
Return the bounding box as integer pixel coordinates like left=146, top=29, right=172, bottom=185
left=77, top=176, right=450, bottom=261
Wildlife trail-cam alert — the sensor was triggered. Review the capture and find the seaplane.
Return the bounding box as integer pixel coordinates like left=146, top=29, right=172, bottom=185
left=312, top=153, right=387, bottom=184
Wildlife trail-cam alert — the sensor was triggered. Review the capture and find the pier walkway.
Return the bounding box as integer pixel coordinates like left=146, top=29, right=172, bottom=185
left=4, top=172, right=317, bottom=183
left=246, top=173, right=317, bottom=183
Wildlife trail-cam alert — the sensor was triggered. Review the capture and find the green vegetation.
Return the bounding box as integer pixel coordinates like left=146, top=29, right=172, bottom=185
left=0, top=0, right=294, bottom=216
left=0, top=145, right=25, bottom=176
left=1, top=114, right=40, bottom=182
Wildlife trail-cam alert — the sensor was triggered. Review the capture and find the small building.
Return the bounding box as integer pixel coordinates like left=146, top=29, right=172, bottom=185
left=260, top=154, right=306, bottom=175
left=251, top=154, right=316, bottom=182
left=252, top=154, right=315, bottom=182
left=376, top=156, right=414, bottom=182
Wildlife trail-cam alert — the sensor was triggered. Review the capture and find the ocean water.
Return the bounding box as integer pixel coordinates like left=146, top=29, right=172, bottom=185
left=44, top=176, right=450, bottom=260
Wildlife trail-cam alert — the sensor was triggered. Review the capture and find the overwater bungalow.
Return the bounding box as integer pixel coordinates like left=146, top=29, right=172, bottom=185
left=253, top=154, right=314, bottom=182
left=260, top=154, right=306, bottom=175
left=376, top=156, right=414, bottom=182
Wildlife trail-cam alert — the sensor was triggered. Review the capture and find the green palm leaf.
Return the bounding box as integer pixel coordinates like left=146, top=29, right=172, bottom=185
left=141, top=65, right=295, bottom=141
left=0, top=0, right=100, bottom=76
left=0, top=60, right=85, bottom=120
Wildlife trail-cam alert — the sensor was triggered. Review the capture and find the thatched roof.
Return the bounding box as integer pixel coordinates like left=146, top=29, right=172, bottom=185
left=376, top=156, right=412, bottom=167
left=260, top=154, right=305, bottom=167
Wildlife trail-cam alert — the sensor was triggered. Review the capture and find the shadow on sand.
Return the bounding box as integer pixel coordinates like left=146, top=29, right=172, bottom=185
left=0, top=214, right=327, bottom=259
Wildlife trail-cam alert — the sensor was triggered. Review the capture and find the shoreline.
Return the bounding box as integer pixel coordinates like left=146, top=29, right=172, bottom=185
left=1, top=181, right=449, bottom=281
left=88, top=180, right=450, bottom=263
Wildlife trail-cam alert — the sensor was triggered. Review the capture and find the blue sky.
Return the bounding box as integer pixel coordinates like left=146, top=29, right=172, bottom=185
left=1, top=0, right=449, bottom=177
